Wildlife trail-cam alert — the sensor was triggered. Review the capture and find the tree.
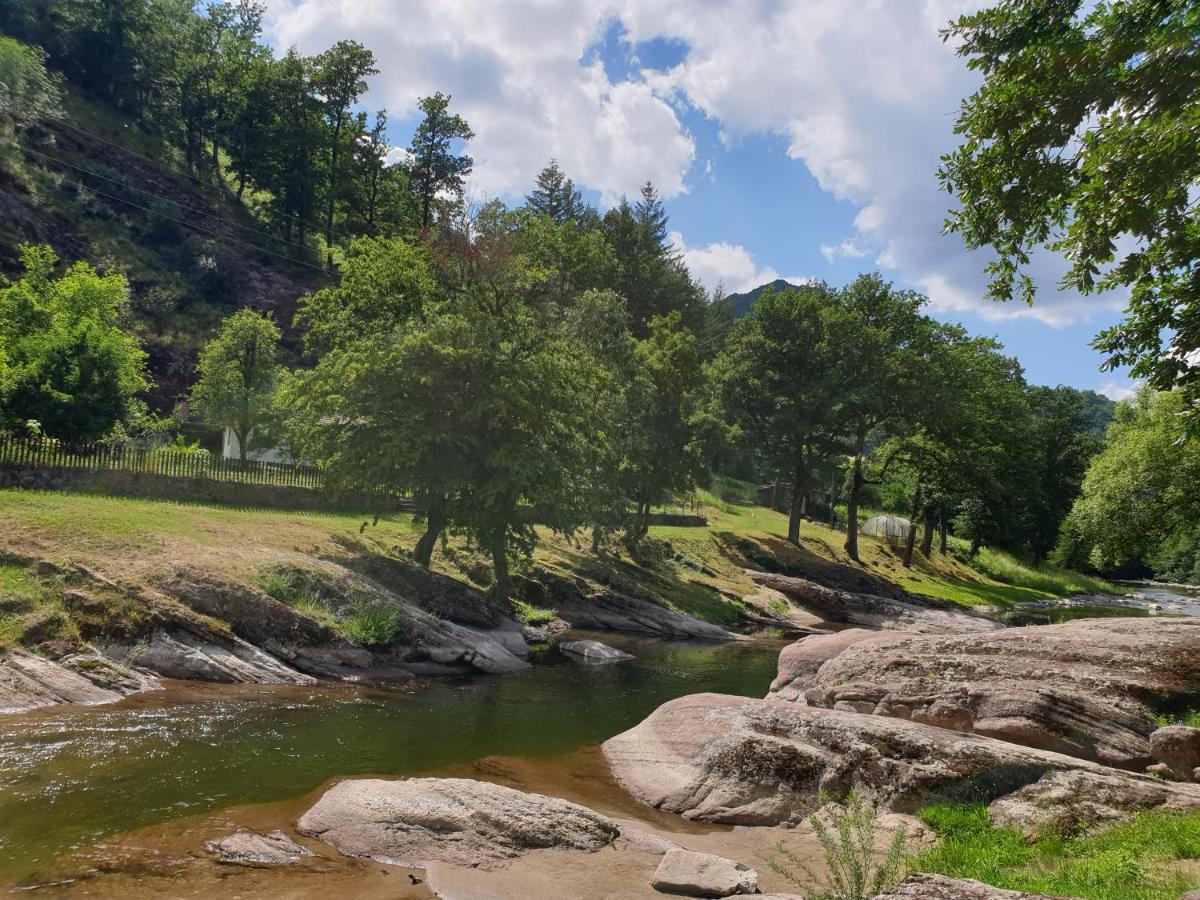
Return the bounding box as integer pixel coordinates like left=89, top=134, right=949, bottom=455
left=825, top=275, right=928, bottom=561
left=0, top=36, right=62, bottom=135
left=941, top=0, right=1200, bottom=426
left=191, top=308, right=281, bottom=463
left=0, top=245, right=149, bottom=442
left=312, top=40, right=378, bottom=263
left=603, top=183, right=705, bottom=336
left=525, top=159, right=584, bottom=223
left=714, top=284, right=844, bottom=544
left=1058, top=389, right=1200, bottom=579
left=408, top=92, right=473, bottom=230
left=295, top=236, right=437, bottom=356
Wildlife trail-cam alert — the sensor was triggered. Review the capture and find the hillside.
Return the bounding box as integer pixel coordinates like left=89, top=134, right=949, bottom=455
left=721, top=277, right=804, bottom=318
left=0, top=93, right=327, bottom=411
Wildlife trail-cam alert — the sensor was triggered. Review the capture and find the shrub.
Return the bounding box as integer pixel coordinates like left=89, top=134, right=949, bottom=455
left=770, top=793, right=908, bottom=900
left=341, top=602, right=401, bottom=647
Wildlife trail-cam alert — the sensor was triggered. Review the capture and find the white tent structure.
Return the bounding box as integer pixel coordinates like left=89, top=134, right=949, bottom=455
left=860, top=514, right=910, bottom=545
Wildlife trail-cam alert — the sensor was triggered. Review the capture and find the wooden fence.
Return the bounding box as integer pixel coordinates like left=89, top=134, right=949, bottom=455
left=0, top=435, right=324, bottom=489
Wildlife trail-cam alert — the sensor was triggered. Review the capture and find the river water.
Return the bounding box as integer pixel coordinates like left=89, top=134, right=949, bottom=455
left=0, top=632, right=788, bottom=888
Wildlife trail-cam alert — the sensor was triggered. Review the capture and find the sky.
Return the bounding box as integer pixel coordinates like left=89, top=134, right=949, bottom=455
left=263, top=0, right=1136, bottom=400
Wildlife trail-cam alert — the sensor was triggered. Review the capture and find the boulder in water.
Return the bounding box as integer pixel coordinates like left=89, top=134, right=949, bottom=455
left=560, top=639, right=634, bottom=665
left=205, top=829, right=315, bottom=866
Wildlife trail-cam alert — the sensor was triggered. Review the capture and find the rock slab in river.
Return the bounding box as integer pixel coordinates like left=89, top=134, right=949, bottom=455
left=560, top=639, right=635, bottom=665
left=651, top=848, right=758, bottom=897
left=0, top=649, right=159, bottom=713
left=873, top=873, right=1077, bottom=899
left=297, top=777, right=621, bottom=869
left=768, top=618, right=1200, bottom=771
left=602, top=693, right=1200, bottom=832
left=205, top=830, right=315, bottom=866
left=746, top=571, right=1002, bottom=634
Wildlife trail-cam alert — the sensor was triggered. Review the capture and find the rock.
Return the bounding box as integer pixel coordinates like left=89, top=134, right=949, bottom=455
left=520, top=616, right=571, bottom=643
left=769, top=629, right=879, bottom=701
left=769, top=618, right=1200, bottom=770
left=297, top=777, right=621, bottom=870
left=650, top=848, right=758, bottom=897
left=0, top=649, right=159, bottom=713
left=1178, top=891, right=1200, bottom=900
left=1150, top=725, right=1200, bottom=781
left=205, top=829, right=315, bottom=866
left=602, top=693, right=1200, bottom=832
left=560, top=639, right=635, bottom=665
left=116, top=629, right=315, bottom=684
left=873, top=873, right=1075, bottom=898
left=746, top=571, right=1002, bottom=633
left=552, top=590, right=736, bottom=641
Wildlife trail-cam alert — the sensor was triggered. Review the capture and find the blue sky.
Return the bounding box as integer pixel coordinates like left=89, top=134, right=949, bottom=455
left=266, top=0, right=1134, bottom=399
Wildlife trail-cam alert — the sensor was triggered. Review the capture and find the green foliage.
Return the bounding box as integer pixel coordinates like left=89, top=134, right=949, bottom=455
left=190, top=308, right=281, bottom=461
left=511, top=599, right=557, bottom=626
left=525, top=159, right=585, bottom=224
left=408, top=92, right=474, bottom=229
left=770, top=793, right=908, bottom=900
left=941, top=0, right=1200, bottom=428
left=916, top=802, right=1200, bottom=899
left=0, top=244, right=149, bottom=442
left=1057, top=389, right=1200, bottom=578
left=963, top=545, right=1115, bottom=598
left=0, top=36, right=61, bottom=135
left=340, top=602, right=401, bottom=647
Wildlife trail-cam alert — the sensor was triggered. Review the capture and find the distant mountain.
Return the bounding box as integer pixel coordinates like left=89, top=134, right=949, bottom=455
left=722, top=279, right=806, bottom=318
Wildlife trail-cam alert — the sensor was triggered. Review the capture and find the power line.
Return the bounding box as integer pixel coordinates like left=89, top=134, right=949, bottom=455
left=21, top=143, right=317, bottom=255
left=53, top=117, right=329, bottom=235
left=66, top=179, right=330, bottom=274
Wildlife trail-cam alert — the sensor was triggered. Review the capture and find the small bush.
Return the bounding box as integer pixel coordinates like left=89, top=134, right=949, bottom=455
left=770, top=793, right=907, bottom=900
left=341, top=602, right=401, bottom=647
left=511, top=599, right=557, bottom=626
left=256, top=568, right=297, bottom=602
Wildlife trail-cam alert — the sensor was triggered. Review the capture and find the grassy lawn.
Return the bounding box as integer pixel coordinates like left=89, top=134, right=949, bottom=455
left=0, top=485, right=1116, bottom=646
left=915, top=803, right=1200, bottom=900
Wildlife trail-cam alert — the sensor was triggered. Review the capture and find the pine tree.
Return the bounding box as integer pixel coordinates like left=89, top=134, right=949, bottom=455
left=408, top=92, right=474, bottom=229
left=526, top=159, right=584, bottom=223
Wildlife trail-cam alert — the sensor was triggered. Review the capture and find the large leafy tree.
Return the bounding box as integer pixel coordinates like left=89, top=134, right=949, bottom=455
left=714, top=284, right=844, bottom=544
left=0, top=245, right=149, bottom=442
left=1059, top=388, right=1200, bottom=579
left=408, top=92, right=474, bottom=230
left=941, top=0, right=1200, bottom=424
left=191, top=308, right=281, bottom=463
left=0, top=36, right=62, bottom=135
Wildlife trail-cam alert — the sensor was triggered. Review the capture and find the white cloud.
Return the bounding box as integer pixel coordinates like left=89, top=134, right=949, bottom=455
left=670, top=231, right=805, bottom=295
left=1097, top=380, right=1138, bottom=402
left=618, top=0, right=1123, bottom=326
left=264, top=0, right=694, bottom=203
left=820, top=238, right=871, bottom=264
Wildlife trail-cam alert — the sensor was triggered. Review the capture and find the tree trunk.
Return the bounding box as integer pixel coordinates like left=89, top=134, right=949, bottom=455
left=902, top=486, right=922, bottom=568
left=844, top=453, right=864, bottom=561
left=920, top=510, right=936, bottom=558
left=413, top=499, right=446, bottom=568
left=787, top=457, right=807, bottom=545
left=489, top=533, right=510, bottom=599
left=939, top=517, right=948, bottom=554
left=235, top=426, right=248, bottom=465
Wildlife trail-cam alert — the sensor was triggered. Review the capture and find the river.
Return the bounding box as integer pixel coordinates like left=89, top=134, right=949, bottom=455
left=0, top=631, right=788, bottom=890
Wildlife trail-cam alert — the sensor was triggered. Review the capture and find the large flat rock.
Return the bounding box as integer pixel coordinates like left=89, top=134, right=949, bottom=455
left=746, top=571, right=1002, bottom=633
left=602, top=693, right=1200, bottom=832
left=297, top=777, right=624, bottom=870
left=768, top=618, right=1200, bottom=770
left=873, top=873, right=1076, bottom=899
left=0, top=649, right=159, bottom=713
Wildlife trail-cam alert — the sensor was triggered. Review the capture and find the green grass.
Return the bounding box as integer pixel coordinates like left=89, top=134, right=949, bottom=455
left=1156, top=709, right=1200, bottom=729
left=340, top=603, right=402, bottom=647
left=915, top=803, right=1200, bottom=900
left=964, top=545, right=1117, bottom=599
left=511, top=599, right=557, bottom=626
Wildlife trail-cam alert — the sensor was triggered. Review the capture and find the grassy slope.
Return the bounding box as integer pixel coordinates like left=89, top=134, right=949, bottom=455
left=0, top=486, right=1117, bottom=650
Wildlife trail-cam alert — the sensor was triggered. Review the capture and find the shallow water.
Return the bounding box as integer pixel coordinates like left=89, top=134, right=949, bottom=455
left=0, top=632, right=787, bottom=885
